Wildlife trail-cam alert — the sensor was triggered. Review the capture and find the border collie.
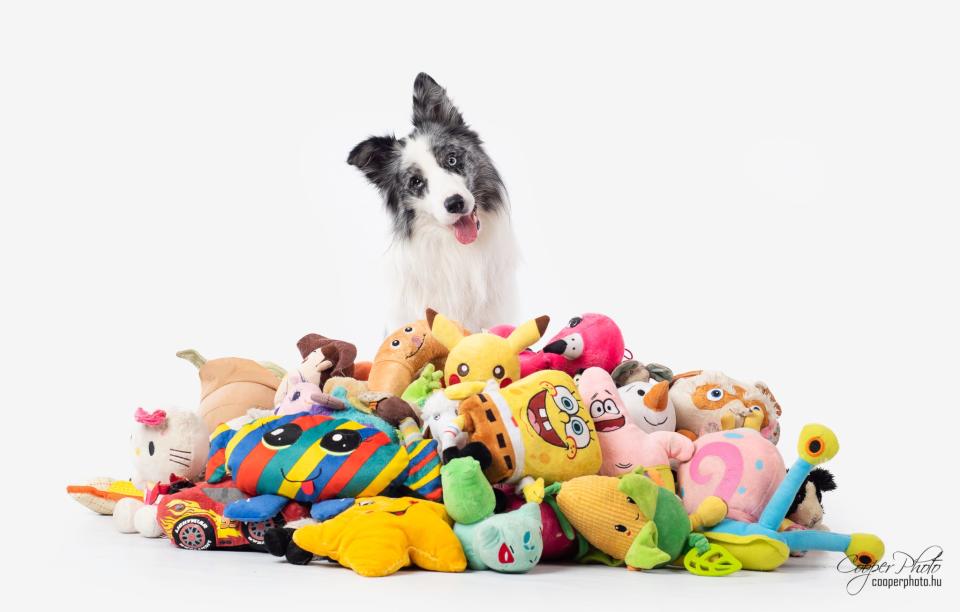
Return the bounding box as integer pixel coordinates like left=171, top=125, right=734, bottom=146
left=347, top=73, right=517, bottom=332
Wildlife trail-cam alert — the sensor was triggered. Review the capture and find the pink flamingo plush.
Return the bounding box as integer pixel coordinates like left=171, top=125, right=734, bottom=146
left=489, top=313, right=625, bottom=377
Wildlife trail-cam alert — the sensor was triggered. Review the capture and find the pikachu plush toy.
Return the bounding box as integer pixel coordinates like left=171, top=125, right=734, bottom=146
left=426, top=308, right=550, bottom=399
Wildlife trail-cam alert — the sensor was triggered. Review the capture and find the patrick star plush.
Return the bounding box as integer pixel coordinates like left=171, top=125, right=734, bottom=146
left=577, top=367, right=694, bottom=492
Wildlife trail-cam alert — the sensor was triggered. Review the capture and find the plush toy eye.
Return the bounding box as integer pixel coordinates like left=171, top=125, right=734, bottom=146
left=707, top=388, right=724, bottom=401
left=492, top=365, right=505, bottom=379
left=603, top=399, right=619, bottom=414
left=635, top=387, right=646, bottom=397
left=568, top=316, right=582, bottom=327
left=565, top=416, right=591, bottom=448
left=457, top=363, right=470, bottom=377
left=589, top=400, right=605, bottom=419
left=390, top=339, right=401, bottom=347
left=320, top=429, right=362, bottom=454
left=148, top=441, right=156, bottom=456
left=291, top=391, right=301, bottom=401
left=554, top=386, right=579, bottom=414
left=614, top=524, right=628, bottom=533
left=263, top=423, right=303, bottom=449
left=750, top=404, right=764, bottom=413
left=403, top=327, right=413, bottom=333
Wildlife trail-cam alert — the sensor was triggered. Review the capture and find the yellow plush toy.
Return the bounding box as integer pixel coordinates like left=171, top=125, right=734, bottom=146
left=426, top=308, right=549, bottom=400
left=495, top=370, right=604, bottom=501
left=288, top=497, right=467, bottom=577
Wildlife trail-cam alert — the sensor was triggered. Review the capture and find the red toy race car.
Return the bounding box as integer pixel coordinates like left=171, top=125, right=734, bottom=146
left=157, top=480, right=310, bottom=551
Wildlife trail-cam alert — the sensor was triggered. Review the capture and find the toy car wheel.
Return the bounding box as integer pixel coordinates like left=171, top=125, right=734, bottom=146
left=243, top=516, right=284, bottom=551
left=173, top=517, right=215, bottom=551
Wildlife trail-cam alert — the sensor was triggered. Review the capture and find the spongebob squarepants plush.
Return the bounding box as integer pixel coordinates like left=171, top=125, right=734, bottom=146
left=426, top=308, right=549, bottom=399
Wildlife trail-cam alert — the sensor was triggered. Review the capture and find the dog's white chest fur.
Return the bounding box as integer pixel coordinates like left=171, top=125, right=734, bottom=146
left=386, top=209, right=518, bottom=331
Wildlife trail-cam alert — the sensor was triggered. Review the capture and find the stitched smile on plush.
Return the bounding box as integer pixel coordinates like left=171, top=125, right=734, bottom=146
left=279, top=466, right=322, bottom=497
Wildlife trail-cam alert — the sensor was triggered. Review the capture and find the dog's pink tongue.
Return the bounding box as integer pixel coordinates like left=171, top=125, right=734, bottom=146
left=453, top=212, right=479, bottom=245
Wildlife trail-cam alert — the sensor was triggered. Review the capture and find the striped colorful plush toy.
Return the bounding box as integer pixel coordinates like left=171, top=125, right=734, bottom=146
left=205, top=411, right=441, bottom=522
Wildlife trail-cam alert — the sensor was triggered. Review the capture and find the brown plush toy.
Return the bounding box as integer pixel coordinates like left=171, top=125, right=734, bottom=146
left=456, top=392, right=519, bottom=484
left=366, top=320, right=451, bottom=396
left=274, top=334, right=358, bottom=405
left=176, top=349, right=285, bottom=432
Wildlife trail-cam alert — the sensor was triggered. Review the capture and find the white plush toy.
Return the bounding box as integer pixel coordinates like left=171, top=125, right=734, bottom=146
left=420, top=391, right=466, bottom=453
left=611, top=360, right=678, bottom=434
left=618, top=379, right=677, bottom=434
left=112, top=407, right=209, bottom=537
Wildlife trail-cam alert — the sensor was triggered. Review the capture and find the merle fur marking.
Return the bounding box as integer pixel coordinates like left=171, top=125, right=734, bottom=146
left=347, top=73, right=506, bottom=240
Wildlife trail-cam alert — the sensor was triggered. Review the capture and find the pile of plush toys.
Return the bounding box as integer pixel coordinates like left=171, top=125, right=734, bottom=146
left=66, top=311, right=883, bottom=578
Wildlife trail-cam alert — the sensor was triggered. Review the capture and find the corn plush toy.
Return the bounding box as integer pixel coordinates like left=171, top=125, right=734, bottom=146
left=426, top=308, right=549, bottom=399
left=264, top=496, right=467, bottom=577
left=551, top=472, right=740, bottom=575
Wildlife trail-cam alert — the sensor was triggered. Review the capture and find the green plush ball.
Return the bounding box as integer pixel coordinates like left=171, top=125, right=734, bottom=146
left=441, top=457, right=496, bottom=524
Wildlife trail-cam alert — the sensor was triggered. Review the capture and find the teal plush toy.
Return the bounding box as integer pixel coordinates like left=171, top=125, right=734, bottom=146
left=455, top=503, right=543, bottom=572
left=441, top=457, right=543, bottom=573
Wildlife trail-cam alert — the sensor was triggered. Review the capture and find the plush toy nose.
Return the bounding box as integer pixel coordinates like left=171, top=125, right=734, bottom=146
left=444, top=194, right=465, bottom=214
left=642, top=380, right=670, bottom=412
left=542, top=339, right=567, bottom=355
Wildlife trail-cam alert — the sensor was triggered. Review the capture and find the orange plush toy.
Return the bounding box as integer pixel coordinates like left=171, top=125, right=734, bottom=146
left=366, top=320, right=451, bottom=397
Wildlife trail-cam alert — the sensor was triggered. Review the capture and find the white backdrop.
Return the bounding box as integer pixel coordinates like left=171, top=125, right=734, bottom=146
left=1, top=1, right=956, bottom=608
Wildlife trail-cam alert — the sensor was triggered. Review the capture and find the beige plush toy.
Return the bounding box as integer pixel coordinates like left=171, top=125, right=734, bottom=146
left=669, top=370, right=781, bottom=443
left=177, top=349, right=285, bottom=432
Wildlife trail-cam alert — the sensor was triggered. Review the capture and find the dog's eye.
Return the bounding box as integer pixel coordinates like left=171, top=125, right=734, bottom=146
left=457, top=363, right=470, bottom=377
left=446, top=155, right=458, bottom=167
left=409, top=176, right=423, bottom=189
left=391, top=339, right=401, bottom=347
left=492, top=365, right=505, bottom=379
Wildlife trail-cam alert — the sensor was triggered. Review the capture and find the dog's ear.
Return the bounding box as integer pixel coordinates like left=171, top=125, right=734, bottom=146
left=347, top=135, right=400, bottom=188
left=412, top=72, right=464, bottom=129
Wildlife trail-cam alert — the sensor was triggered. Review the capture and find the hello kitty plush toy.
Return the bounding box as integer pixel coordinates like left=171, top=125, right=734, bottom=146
left=112, top=408, right=209, bottom=537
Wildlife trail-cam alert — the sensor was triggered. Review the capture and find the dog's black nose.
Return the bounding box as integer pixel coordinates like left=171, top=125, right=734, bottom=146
left=444, top=194, right=465, bottom=214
